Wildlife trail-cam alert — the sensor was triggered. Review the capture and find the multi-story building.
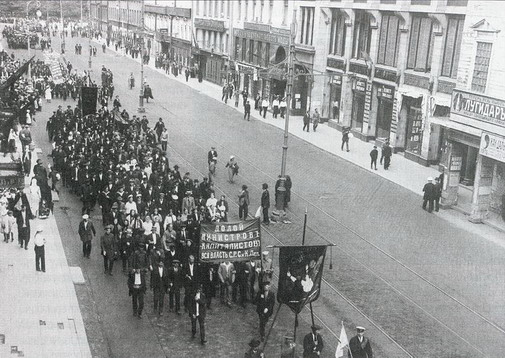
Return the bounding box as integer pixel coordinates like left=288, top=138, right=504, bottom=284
left=305, top=0, right=469, bottom=167
left=440, top=0, right=505, bottom=222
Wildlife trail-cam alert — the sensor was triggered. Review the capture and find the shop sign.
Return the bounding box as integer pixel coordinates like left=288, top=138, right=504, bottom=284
left=331, top=74, right=342, bottom=86
left=244, top=22, right=271, bottom=33
left=450, top=156, right=462, bottom=171
left=326, top=57, right=346, bottom=71
left=452, top=89, right=505, bottom=128
left=349, top=62, right=369, bottom=77
left=377, top=85, right=394, bottom=100
left=353, top=79, right=366, bottom=93
left=194, top=18, right=225, bottom=32
left=235, top=29, right=289, bottom=46
left=375, top=67, right=398, bottom=83
left=480, top=132, right=505, bottom=163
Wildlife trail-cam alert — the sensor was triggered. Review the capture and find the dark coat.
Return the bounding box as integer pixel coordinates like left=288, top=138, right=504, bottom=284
left=128, top=270, right=147, bottom=294
left=188, top=292, right=207, bottom=319
left=78, top=220, right=96, bottom=242
left=303, top=332, right=324, bottom=358
left=423, top=182, right=436, bottom=200
left=261, top=190, right=270, bottom=209
left=348, top=335, right=373, bottom=358
left=256, top=290, right=275, bottom=318
left=151, top=266, right=170, bottom=292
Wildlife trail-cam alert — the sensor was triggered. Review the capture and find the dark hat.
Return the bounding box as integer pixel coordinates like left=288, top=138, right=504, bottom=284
left=104, top=225, right=113, bottom=230
left=262, top=183, right=268, bottom=189
left=172, top=259, right=180, bottom=264
left=311, top=325, right=322, bottom=331
left=248, top=338, right=261, bottom=348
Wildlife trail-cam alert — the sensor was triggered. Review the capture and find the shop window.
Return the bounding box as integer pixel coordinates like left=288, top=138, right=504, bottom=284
left=329, top=9, right=346, bottom=56
left=406, top=107, right=423, bottom=154
left=300, top=7, right=315, bottom=46
left=377, top=14, right=399, bottom=67
left=471, top=42, right=492, bottom=93
left=352, top=10, right=372, bottom=59
left=441, top=16, right=464, bottom=78
left=249, top=40, right=255, bottom=63
left=265, top=43, right=270, bottom=67
left=257, top=41, right=263, bottom=66
left=407, top=15, right=434, bottom=72
left=242, top=38, right=247, bottom=61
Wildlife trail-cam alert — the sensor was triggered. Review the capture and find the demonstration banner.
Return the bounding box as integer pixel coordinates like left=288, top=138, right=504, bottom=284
left=199, top=218, right=262, bottom=263
left=81, top=87, right=98, bottom=116
left=44, top=51, right=64, bottom=84
left=277, top=245, right=327, bottom=314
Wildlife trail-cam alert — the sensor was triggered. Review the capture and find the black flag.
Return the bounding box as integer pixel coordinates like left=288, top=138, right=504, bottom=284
left=277, top=246, right=327, bottom=314
left=81, top=87, right=98, bottom=116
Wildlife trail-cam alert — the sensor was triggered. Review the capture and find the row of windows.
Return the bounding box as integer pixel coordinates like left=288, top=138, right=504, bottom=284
left=326, top=9, right=464, bottom=79
left=235, top=36, right=271, bottom=67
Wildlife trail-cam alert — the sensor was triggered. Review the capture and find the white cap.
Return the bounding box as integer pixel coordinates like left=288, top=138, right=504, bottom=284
left=427, top=177, right=433, bottom=181
left=82, top=214, right=89, bottom=220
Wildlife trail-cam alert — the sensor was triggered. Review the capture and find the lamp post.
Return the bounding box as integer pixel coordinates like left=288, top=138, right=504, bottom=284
left=138, top=0, right=145, bottom=113
left=25, top=1, right=32, bottom=79
left=60, top=0, right=65, bottom=54
left=275, top=9, right=296, bottom=212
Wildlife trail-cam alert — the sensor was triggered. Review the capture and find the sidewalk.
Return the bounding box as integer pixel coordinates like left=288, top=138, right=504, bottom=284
left=0, top=151, right=91, bottom=358
left=97, top=39, right=505, bottom=242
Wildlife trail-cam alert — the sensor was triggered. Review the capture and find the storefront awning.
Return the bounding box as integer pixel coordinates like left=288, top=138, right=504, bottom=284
left=431, top=116, right=482, bottom=138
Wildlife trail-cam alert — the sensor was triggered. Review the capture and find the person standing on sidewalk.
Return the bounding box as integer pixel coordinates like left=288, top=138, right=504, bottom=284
left=101, top=225, right=117, bottom=275
left=244, top=100, right=251, bottom=121
left=380, top=140, right=392, bottom=170
left=33, top=227, right=46, bottom=273
left=222, top=84, right=229, bottom=103
left=303, top=111, right=311, bottom=132
left=312, top=109, right=320, bottom=132
left=272, top=96, right=280, bottom=118
left=234, top=88, right=240, bottom=107
left=261, top=97, right=269, bottom=119
left=341, top=127, right=350, bottom=152
left=370, top=146, right=378, bottom=170
left=280, top=97, right=287, bottom=119
left=422, top=177, right=436, bottom=213
left=261, top=184, right=270, bottom=225
left=78, top=214, right=96, bottom=258
left=434, top=177, right=442, bottom=212
left=254, top=93, right=261, bottom=111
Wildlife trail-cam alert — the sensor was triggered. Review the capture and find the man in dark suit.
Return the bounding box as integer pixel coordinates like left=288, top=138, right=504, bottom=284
left=128, top=268, right=147, bottom=318
left=348, top=326, right=373, bottom=358
left=188, top=285, right=207, bottom=345
left=422, top=177, right=436, bottom=213
left=78, top=214, right=96, bottom=258
left=17, top=204, right=33, bottom=249
left=201, top=264, right=218, bottom=308
left=151, top=261, right=170, bottom=316
left=207, top=147, right=218, bottom=165
left=303, top=325, right=324, bottom=358
left=183, top=254, right=200, bottom=311
left=256, top=281, right=275, bottom=341
left=168, top=259, right=184, bottom=314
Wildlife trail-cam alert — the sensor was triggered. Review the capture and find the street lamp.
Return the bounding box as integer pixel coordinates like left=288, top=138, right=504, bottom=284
left=138, top=0, right=145, bottom=113
left=275, top=10, right=296, bottom=212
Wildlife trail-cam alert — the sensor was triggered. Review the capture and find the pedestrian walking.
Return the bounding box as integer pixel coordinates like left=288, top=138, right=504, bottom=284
left=33, top=227, right=46, bottom=273
left=225, top=156, right=239, bottom=183
left=422, top=177, right=436, bottom=213
left=168, top=259, right=184, bottom=315
left=380, top=140, right=392, bottom=170
left=254, top=93, right=261, bottom=110
left=17, top=203, right=33, bottom=250
left=434, top=177, right=442, bottom=212
left=78, top=214, right=96, bottom=258
left=341, top=127, right=350, bottom=152
left=218, top=261, right=235, bottom=307
left=303, top=325, right=324, bottom=358
left=154, top=118, right=165, bottom=143
left=234, top=89, right=240, bottom=107
left=348, top=326, right=373, bottom=358
left=256, top=281, right=275, bottom=341
left=261, top=183, right=270, bottom=225
left=312, top=109, right=320, bottom=132
left=303, top=110, right=311, bottom=132
left=128, top=73, right=135, bottom=89
left=244, top=100, right=251, bottom=121
left=280, top=97, right=287, bottom=118
left=160, top=128, right=169, bottom=152
left=238, top=185, right=250, bottom=220
left=272, top=96, right=280, bottom=118
left=128, top=268, right=147, bottom=318
left=370, top=146, right=378, bottom=170
left=151, top=261, right=170, bottom=316
left=143, top=84, right=154, bottom=103
left=100, top=225, right=117, bottom=275
left=222, top=84, right=229, bottom=103
left=189, top=285, right=207, bottom=345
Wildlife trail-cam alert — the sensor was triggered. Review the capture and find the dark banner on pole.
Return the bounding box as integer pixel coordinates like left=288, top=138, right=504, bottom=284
left=81, top=87, right=98, bottom=116
left=277, top=245, right=327, bottom=314
left=200, top=218, right=262, bottom=263
left=0, top=56, right=35, bottom=91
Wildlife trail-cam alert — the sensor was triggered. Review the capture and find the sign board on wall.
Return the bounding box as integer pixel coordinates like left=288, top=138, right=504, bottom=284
left=480, top=132, right=505, bottom=163
left=452, top=89, right=505, bottom=128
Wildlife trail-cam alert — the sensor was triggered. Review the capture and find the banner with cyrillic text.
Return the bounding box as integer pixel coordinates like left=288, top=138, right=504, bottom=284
left=199, top=218, right=261, bottom=263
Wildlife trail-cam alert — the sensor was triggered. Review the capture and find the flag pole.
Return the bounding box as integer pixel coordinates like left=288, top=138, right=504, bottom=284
left=301, top=208, right=307, bottom=245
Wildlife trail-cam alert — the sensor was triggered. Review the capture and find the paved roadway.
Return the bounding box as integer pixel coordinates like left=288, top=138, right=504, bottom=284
left=7, top=31, right=505, bottom=358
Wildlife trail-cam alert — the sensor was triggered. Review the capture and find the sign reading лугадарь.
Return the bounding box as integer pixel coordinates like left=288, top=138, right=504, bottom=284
left=452, top=89, right=505, bottom=128
left=199, top=218, right=261, bottom=263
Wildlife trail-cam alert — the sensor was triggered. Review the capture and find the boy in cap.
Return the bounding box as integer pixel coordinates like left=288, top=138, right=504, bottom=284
left=303, top=325, right=324, bottom=358
left=348, top=326, right=373, bottom=358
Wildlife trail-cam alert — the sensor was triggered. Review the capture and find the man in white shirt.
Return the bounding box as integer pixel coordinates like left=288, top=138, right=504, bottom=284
left=261, top=98, right=269, bottom=119
left=33, top=227, right=46, bottom=272
left=189, top=285, right=207, bottom=345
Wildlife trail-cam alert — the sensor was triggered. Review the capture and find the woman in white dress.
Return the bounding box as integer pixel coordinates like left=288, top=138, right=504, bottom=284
left=45, top=86, right=52, bottom=102
left=26, top=178, right=41, bottom=217
left=206, top=192, right=218, bottom=220
left=142, top=215, right=153, bottom=234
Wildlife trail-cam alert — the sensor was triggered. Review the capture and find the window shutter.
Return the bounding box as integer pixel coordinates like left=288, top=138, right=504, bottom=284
left=407, top=16, right=420, bottom=69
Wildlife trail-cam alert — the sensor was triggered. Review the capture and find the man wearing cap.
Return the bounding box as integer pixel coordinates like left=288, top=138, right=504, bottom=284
left=79, top=214, right=96, bottom=258
left=33, top=227, right=46, bottom=272
left=422, top=177, right=436, bottom=213
left=348, top=326, right=373, bottom=358
left=168, top=259, right=184, bottom=314
left=244, top=338, right=264, bottom=358
left=151, top=261, right=170, bottom=316
left=261, top=183, right=270, bottom=225
left=101, top=225, right=117, bottom=275
left=119, top=228, right=134, bottom=273
left=189, top=285, right=207, bottom=345
left=208, top=147, right=218, bottom=165
left=303, top=325, right=324, bottom=357
left=256, top=281, right=275, bottom=341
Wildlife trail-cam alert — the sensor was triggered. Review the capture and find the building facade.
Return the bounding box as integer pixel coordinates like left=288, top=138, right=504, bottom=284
left=303, top=0, right=468, bottom=167
left=440, top=0, right=505, bottom=222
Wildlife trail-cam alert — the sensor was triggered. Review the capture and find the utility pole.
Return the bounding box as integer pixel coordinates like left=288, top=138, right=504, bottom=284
left=26, top=1, right=32, bottom=80
left=138, top=0, right=145, bottom=113
left=80, top=0, right=83, bottom=23
left=60, top=0, right=65, bottom=53
left=169, top=2, right=174, bottom=70
left=88, top=0, right=92, bottom=69
left=275, top=9, right=296, bottom=212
